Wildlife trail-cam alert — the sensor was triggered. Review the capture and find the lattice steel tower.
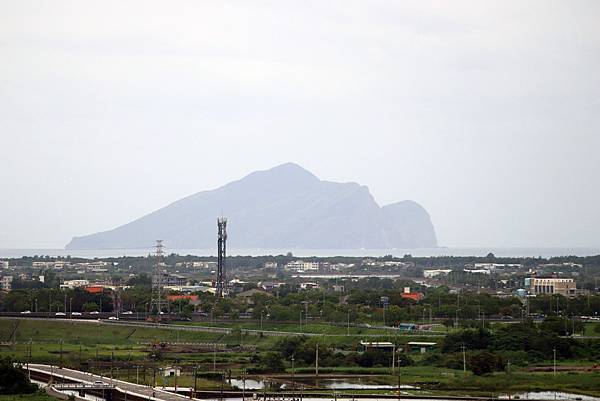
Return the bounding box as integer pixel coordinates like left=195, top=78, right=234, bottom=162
left=150, top=240, right=166, bottom=316
left=216, top=218, right=227, bottom=298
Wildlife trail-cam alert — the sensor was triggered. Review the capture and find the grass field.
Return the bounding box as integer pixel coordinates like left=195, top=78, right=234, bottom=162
left=0, top=392, right=56, bottom=401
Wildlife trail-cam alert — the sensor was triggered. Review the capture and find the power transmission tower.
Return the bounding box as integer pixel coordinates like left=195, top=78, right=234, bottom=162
left=216, top=218, right=227, bottom=298
left=150, top=240, right=166, bottom=319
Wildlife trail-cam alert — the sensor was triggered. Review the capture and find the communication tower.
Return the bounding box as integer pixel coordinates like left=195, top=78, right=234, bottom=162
left=216, top=218, right=227, bottom=298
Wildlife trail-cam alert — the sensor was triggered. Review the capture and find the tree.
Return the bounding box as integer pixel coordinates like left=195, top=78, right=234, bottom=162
left=468, top=351, right=503, bottom=376
left=257, top=352, right=285, bottom=372
left=0, top=358, right=37, bottom=394
left=83, top=302, right=99, bottom=312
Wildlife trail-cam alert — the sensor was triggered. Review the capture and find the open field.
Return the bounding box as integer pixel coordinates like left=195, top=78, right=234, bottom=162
left=2, top=319, right=600, bottom=398
left=0, top=393, right=57, bottom=401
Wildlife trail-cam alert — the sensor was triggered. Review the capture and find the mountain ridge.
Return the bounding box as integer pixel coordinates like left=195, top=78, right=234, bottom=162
left=65, top=163, right=437, bottom=250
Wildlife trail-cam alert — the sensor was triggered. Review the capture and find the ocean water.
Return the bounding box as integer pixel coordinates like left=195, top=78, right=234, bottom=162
left=0, top=247, right=598, bottom=259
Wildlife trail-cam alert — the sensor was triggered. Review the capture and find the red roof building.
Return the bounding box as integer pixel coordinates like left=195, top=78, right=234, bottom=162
left=400, top=286, right=424, bottom=302
left=85, top=285, right=104, bottom=294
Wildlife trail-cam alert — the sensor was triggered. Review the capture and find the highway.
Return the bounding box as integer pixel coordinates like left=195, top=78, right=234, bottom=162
left=0, top=316, right=447, bottom=337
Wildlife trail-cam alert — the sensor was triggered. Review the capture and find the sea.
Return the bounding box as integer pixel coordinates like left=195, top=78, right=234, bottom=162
left=0, top=247, right=599, bottom=259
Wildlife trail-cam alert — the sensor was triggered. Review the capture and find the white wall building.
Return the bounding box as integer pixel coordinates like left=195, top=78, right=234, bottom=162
left=285, top=260, right=320, bottom=271
left=60, top=279, right=90, bottom=289
left=526, top=277, right=576, bottom=297
left=300, top=282, right=320, bottom=290
left=423, top=269, right=452, bottom=278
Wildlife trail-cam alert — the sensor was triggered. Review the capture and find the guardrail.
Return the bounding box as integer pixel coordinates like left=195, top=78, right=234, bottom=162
left=53, top=383, right=114, bottom=390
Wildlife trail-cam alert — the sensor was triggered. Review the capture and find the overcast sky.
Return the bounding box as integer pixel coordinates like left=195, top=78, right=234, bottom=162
left=1, top=1, right=599, bottom=249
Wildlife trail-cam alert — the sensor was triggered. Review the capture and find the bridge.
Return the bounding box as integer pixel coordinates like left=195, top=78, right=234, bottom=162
left=26, top=364, right=197, bottom=401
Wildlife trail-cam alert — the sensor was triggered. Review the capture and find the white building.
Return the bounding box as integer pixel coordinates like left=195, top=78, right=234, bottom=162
left=162, top=366, right=181, bottom=377
left=264, top=262, right=278, bottom=269
left=526, top=277, right=576, bottom=297
left=0, top=261, right=9, bottom=269
left=300, top=282, right=320, bottom=290
left=192, top=261, right=217, bottom=269
left=473, top=263, right=522, bottom=269
left=285, top=260, right=320, bottom=271
left=60, top=279, right=90, bottom=289
left=32, top=261, right=54, bottom=269
left=463, top=269, right=492, bottom=275
left=423, top=269, right=452, bottom=278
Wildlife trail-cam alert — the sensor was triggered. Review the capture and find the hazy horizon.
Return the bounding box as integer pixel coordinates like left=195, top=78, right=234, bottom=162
left=2, top=1, right=599, bottom=249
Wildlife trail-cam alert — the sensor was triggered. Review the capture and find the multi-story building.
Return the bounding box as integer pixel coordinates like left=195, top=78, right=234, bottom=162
left=153, top=273, right=187, bottom=286
left=0, top=260, right=9, bottom=269
left=526, top=277, right=576, bottom=297
left=0, top=276, right=13, bottom=291
left=285, top=260, right=320, bottom=271
left=192, top=261, right=217, bottom=269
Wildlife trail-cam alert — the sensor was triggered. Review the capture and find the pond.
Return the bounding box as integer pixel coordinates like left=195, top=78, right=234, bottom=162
left=228, top=377, right=417, bottom=391
left=499, top=392, right=600, bottom=401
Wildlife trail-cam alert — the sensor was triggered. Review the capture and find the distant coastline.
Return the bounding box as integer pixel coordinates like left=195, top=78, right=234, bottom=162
left=1, top=247, right=599, bottom=259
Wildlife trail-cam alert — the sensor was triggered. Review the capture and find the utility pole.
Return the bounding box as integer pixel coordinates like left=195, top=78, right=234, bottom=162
left=461, top=345, right=466, bottom=375
left=241, top=369, right=246, bottom=401
left=315, top=343, right=319, bottom=377
left=219, top=371, right=224, bottom=401
left=174, top=360, right=178, bottom=393
left=397, top=353, right=401, bottom=401
left=347, top=309, right=350, bottom=336
left=392, top=344, right=396, bottom=374
left=213, top=343, right=217, bottom=372
left=291, top=355, right=295, bottom=401
left=553, top=348, right=556, bottom=376
left=193, top=366, right=198, bottom=399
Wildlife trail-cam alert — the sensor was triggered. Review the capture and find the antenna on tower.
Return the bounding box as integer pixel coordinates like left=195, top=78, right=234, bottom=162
left=216, top=218, right=227, bottom=298
left=150, top=240, right=166, bottom=320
